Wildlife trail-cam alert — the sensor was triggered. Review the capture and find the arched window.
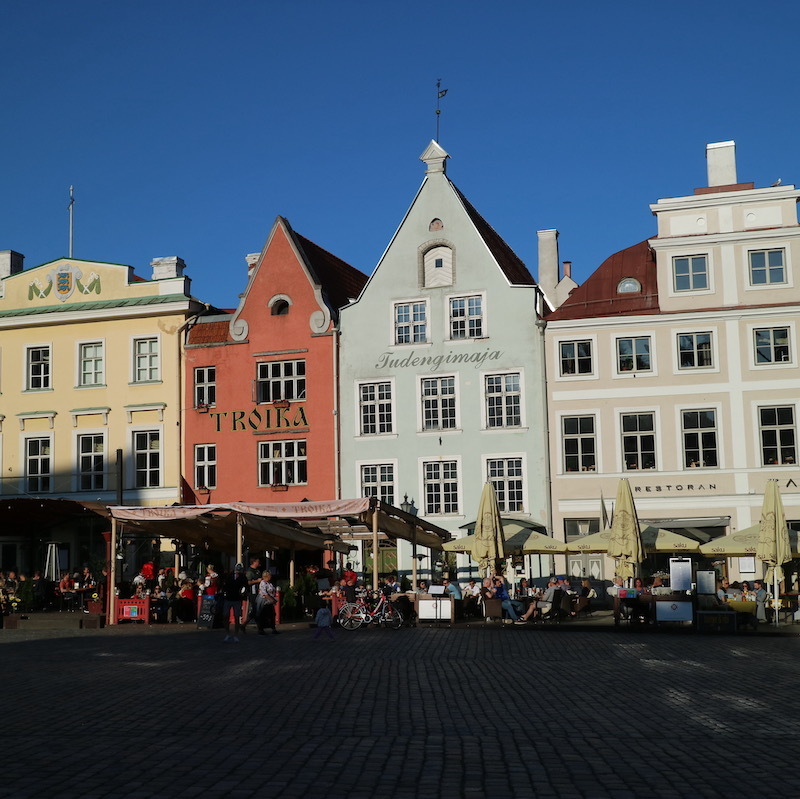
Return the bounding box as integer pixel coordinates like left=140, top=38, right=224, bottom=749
left=617, top=277, right=641, bottom=294
left=423, top=245, right=453, bottom=287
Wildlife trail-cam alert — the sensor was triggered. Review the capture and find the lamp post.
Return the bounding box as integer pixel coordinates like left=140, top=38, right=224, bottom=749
left=400, top=494, right=419, bottom=590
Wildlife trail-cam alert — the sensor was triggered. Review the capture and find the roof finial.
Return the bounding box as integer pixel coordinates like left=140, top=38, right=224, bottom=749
left=68, top=185, right=75, bottom=258
left=435, top=79, right=447, bottom=142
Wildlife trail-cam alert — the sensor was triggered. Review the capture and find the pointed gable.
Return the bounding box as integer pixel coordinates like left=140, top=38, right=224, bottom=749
left=547, top=239, right=659, bottom=321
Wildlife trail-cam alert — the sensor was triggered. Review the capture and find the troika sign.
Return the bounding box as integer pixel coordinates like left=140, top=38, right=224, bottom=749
left=374, top=347, right=503, bottom=372
left=209, top=406, right=308, bottom=433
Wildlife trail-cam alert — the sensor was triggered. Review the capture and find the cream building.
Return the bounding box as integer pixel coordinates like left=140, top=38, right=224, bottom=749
left=0, top=252, right=202, bottom=574
left=544, top=141, right=800, bottom=583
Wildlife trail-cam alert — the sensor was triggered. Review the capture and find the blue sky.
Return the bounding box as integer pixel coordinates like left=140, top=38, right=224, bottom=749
left=2, top=1, right=799, bottom=309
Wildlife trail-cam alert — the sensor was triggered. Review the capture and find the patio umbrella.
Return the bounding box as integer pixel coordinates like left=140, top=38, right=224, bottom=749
left=568, top=525, right=698, bottom=554
left=606, top=479, right=644, bottom=580
left=472, top=482, right=505, bottom=577
left=444, top=527, right=566, bottom=557
left=699, top=524, right=798, bottom=557
left=755, top=480, right=792, bottom=625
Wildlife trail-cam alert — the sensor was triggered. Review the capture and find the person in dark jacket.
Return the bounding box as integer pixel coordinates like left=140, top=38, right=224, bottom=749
left=222, top=564, right=248, bottom=643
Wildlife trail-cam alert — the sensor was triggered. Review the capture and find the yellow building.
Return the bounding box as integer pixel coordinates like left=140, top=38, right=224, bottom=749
left=0, top=251, right=202, bottom=575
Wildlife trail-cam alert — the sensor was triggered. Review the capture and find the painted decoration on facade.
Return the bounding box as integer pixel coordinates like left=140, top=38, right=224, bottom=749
left=374, top=347, right=503, bottom=372
left=209, top=405, right=309, bottom=433
left=28, top=264, right=102, bottom=302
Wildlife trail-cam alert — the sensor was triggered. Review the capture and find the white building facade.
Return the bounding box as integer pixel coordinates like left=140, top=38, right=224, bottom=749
left=339, top=142, right=551, bottom=582
left=546, top=141, right=800, bottom=583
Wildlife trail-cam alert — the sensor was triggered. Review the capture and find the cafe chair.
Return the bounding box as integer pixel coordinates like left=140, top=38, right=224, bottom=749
left=539, top=589, right=564, bottom=623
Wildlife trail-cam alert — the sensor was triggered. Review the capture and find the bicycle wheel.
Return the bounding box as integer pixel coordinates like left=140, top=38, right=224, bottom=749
left=383, top=605, right=403, bottom=630
left=338, top=603, right=364, bottom=631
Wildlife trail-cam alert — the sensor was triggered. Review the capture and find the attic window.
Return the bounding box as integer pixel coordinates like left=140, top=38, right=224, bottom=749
left=617, top=278, right=641, bottom=294
left=423, top=245, right=453, bottom=287
left=429, top=218, right=444, bottom=232
left=269, top=295, right=291, bottom=315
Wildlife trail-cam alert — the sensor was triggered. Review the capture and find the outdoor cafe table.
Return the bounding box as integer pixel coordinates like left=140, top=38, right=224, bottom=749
left=727, top=599, right=756, bottom=615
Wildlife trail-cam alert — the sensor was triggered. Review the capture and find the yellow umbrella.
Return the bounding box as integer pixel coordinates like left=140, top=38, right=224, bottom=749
left=756, top=480, right=792, bottom=625
left=568, top=525, right=698, bottom=554
left=606, top=479, right=644, bottom=580
left=700, top=524, right=798, bottom=557
left=444, top=527, right=566, bottom=556
left=472, top=482, right=505, bottom=577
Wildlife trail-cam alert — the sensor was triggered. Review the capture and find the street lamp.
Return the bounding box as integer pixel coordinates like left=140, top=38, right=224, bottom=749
left=400, top=494, right=419, bottom=590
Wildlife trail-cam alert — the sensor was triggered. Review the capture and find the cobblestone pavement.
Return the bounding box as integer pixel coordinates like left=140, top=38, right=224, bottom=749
left=1, top=622, right=797, bottom=799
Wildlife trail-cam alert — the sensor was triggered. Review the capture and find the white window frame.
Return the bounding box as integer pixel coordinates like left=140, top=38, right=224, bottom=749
left=748, top=248, right=787, bottom=287
left=358, top=460, right=397, bottom=507
left=25, top=344, right=52, bottom=391
left=131, top=336, right=160, bottom=383
left=420, top=457, right=462, bottom=516
left=752, top=325, right=793, bottom=366
left=76, top=430, right=106, bottom=491
left=615, top=334, right=655, bottom=377
left=257, top=439, right=308, bottom=486
left=194, top=443, right=217, bottom=489
left=194, top=366, right=217, bottom=407
left=758, top=405, right=796, bottom=467
left=558, top=339, right=593, bottom=377
left=672, top=254, right=711, bottom=293
left=679, top=407, right=720, bottom=469
left=447, top=293, right=485, bottom=340
left=255, top=359, right=306, bottom=403
left=676, top=331, right=714, bottom=371
left=619, top=410, right=658, bottom=471
left=24, top=434, right=53, bottom=493
left=131, top=428, right=162, bottom=488
left=561, top=415, right=597, bottom=474
left=482, top=370, right=523, bottom=430
left=77, top=340, right=105, bottom=387
left=418, top=374, right=459, bottom=433
left=356, top=379, right=395, bottom=437
left=484, top=453, right=526, bottom=513
left=392, top=299, right=429, bottom=346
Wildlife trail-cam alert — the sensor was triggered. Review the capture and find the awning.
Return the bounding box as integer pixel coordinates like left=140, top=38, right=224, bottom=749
left=106, top=498, right=451, bottom=555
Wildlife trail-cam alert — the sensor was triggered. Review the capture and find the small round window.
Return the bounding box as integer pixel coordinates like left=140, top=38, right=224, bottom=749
left=617, top=277, right=641, bottom=294
left=271, top=299, right=290, bottom=316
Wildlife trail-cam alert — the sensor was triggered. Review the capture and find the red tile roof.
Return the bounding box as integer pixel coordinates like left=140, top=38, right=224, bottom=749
left=547, top=239, right=659, bottom=321
left=186, top=319, right=232, bottom=345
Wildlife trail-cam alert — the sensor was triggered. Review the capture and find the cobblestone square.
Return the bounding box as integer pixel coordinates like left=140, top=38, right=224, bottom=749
left=1, top=623, right=796, bottom=798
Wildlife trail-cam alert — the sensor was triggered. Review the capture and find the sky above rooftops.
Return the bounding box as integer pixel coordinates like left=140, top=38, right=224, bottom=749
left=2, top=1, right=798, bottom=309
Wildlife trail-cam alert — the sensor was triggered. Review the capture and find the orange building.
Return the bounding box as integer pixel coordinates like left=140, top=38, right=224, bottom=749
left=183, top=217, right=367, bottom=504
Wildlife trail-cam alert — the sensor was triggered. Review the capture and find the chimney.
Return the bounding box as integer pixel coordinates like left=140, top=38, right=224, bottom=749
left=245, top=253, right=259, bottom=280
left=150, top=256, right=186, bottom=280
left=562, top=260, right=572, bottom=279
left=537, top=229, right=559, bottom=295
left=706, top=141, right=737, bottom=187
left=0, top=250, right=24, bottom=278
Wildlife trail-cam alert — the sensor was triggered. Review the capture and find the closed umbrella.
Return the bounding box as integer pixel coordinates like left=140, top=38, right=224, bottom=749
left=755, top=480, right=792, bottom=626
left=606, top=479, right=644, bottom=580
left=472, top=482, right=505, bottom=577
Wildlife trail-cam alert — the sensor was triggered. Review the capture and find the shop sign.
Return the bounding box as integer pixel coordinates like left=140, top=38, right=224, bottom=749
left=209, top=406, right=308, bottom=433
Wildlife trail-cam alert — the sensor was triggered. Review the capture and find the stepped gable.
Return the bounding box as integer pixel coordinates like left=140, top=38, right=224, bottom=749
left=452, top=185, right=536, bottom=286
left=290, top=225, right=368, bottom=316
left=547, top=239, right=659, bottom=321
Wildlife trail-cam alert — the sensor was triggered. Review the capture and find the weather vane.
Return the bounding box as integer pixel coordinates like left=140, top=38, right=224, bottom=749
left=436, top=79, right=447, bottom=142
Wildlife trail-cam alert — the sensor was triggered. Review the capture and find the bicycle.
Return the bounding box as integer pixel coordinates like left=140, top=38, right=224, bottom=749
left=338, top=592, right=403, bottom=630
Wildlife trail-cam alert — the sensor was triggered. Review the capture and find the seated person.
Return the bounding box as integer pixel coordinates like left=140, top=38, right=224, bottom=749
left=462, top=579, right=481, bottom=618
left=519, top=579, right=560, bottom=622
left=489, top=575, right=525, bottom=622
left=416, top=580, right=430, bottom=595
left=442, top=578, right=462, bottom=600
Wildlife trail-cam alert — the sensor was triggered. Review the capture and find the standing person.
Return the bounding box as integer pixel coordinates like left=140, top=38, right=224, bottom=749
left=256, top=570, right=280, bottom=635
left=313, top=602, right=335, bottom=640
left=242, top=555, right=262, bottom=633
left=221, top=564, right=248, bottom=643
left=343, top=562, right=357, bottom=585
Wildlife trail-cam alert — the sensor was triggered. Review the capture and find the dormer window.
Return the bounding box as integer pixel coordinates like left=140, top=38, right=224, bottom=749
left=423, top=245, right=453, bottom=287
left=617, top=277, right=641, bottom=294
left=268, top=294, right=292, bottom=315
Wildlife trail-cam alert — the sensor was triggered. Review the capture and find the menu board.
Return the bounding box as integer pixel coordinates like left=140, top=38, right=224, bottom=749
left=669, top=557, right=693, bottom=591
left=197, top=595, right=216, bottom=629
left=695, top=569, right=717, bottom=595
